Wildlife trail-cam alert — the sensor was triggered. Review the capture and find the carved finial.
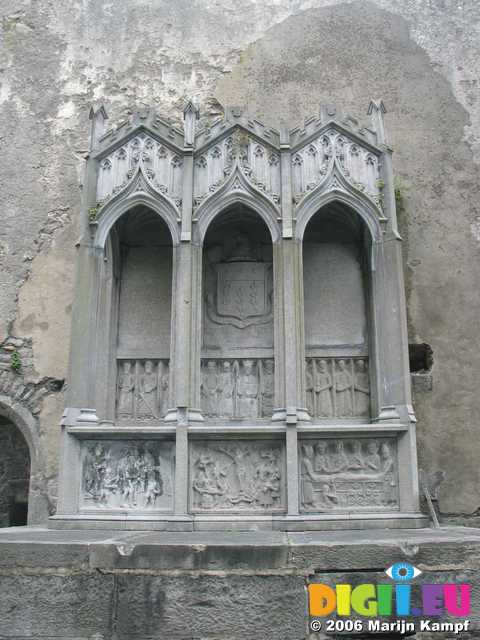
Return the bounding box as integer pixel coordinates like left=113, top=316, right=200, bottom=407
left=367, top=100, right=387, bottom=145
left=89, top=105, right=108, bottom=150
left=320, top=103, right=337, bottom=122
left=183, top=99, right=200, bottom=147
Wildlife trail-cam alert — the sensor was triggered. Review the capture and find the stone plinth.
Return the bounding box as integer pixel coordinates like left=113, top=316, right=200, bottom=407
left=1, top=526, right=479, bottom=639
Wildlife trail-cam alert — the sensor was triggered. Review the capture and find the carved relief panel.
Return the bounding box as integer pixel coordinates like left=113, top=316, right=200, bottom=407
left=96, top=133, right=183, bottom=207
left=81, top=440, right=174, bottom=511
left=201, top=358, right=274, bottom=419
left=305, top=358, right=370, bottom=419
left=189, top=440, right=286, bottom=513
left=292, top=130, right=380, bottom=205
left=116, top=359, right=169, bottom=422
left=299, top=438, right=398, bottom=513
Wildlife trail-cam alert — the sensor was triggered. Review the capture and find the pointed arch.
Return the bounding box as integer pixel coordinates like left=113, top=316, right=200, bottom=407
left=194, top=168, right=281, bottom=244
left=94, top=168, right=181, bottom=249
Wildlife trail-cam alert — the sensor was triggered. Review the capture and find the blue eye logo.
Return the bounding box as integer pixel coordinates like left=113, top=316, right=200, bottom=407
left=385, top=562, right=422, bottom=581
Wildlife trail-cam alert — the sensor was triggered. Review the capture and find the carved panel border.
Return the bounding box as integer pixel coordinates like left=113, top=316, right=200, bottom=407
left=189, top=439, right=286, bottom=514
left=299, top=437, right=399, bottom=514
left=80, top=439, right=175, bottom=512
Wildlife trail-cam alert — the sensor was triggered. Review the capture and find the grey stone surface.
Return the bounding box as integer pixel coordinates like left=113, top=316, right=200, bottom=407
left=0, top=526, right=480, bottom=638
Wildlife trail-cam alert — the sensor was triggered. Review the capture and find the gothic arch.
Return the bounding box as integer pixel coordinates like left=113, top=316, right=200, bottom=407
left=94, top=191, right=181, bottom=250
left=194, top=169, right=281, bottom=245
left=294, top=185, right=383, bottom=245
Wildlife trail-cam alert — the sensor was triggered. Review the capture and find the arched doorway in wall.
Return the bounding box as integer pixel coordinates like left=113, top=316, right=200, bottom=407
left=201, top=204, right=275, bottom=421
left=0, top=416, right=30, bottom=527
left=302, top=202, right=372, bottom=421
left=107, top=206, right=174, bottom=423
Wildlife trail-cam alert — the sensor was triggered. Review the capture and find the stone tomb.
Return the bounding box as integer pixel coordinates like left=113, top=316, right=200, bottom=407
left=51, top=101, right=426, bottom=530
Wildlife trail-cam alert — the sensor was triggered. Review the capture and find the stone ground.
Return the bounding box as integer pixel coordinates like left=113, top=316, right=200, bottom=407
left=0, top=526, right=479, bottom=639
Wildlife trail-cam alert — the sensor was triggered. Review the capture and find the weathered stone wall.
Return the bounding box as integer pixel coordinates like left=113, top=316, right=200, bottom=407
left=0, top=0, right=479, bottom=522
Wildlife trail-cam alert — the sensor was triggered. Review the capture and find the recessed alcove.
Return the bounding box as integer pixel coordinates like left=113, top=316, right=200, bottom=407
left=302, top=203, right=371, bottom=420
left=107, top=206, right=173, bottom=422
left=201, top=205, right=275, bottom=420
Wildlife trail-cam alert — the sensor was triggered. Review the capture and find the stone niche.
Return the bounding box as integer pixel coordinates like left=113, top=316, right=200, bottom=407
left=52, top=102, right=427, bottom=531
left=201, top=206, right=274, bottom=421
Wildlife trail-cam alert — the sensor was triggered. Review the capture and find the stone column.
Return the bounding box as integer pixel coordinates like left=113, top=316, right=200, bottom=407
left=165, top=102, right=203, bottom=424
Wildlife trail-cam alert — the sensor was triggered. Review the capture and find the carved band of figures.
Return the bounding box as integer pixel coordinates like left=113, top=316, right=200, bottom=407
left=190, top=440, right=285, bottom=512
left=305, top=357, right=370, bottom=419
left=201, top=358, right=274, bottom=420
left=116, top=359, right=169, bottom=421
left=81, top=440, right=174, bottom=510
left=299, top=438, right=398, bottom=513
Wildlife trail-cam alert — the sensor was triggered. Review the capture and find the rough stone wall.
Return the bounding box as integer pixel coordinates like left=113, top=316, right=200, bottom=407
left=0, top=0, right=479, bottom=522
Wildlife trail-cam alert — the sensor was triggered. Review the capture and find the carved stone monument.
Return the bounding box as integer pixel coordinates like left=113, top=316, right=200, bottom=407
left=51, top=100, right=426, bottom=531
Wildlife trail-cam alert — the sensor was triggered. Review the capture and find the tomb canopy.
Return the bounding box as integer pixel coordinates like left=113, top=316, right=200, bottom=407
left=51, top=99, right=426, bottom=531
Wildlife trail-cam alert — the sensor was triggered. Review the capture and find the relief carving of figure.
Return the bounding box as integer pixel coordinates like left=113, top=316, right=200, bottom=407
left=141, top=448, right=163, bottom=507
left=335, top=360, right=353, bottom=416
left=201, top=361, right=219, bottom=417
left=313, top=441, right=330, bottom=473
left=354, top=360, right=370, bottom=416
left=364, top=441, right=381, bottom=472
left=192, top=455, right=226, bottom=508
left=315, top=359, right=333, bottom=417
left=84, top=443, right=110, bottom=504
left=237, top=360, right=258, bottom=419
left=117, top=361, right=135, bottom=417
left=218, top=360, right=234, bottom=418
left=137, top=360, right=158, bottom=419
left=117, top=446, right=142, bottom=508
left=329, top=441, right=349, bottom=473
left=300, top=444, right=316, bottom=508
left=305, top=361, right=315, bottom=417
left=260, top=360, right=274, bottom=418
left=348, top=441, right=366, bottom=471
left=255, top=449, right=281, bottom=508
left=160, top=367, right=169, bottom=417
left=380, top=443, right=397, bottom=505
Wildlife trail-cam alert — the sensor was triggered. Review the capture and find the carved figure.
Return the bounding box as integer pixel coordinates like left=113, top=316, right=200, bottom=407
left=354, top=360, right=370, bottom=416
left=300, top=444, right=316, bottom=508
left=237, top=360, right=258, bottom=418
left=330, top=441, right=349, bottom=473
left=117, top=446, right=142, bottom=508
left=192, top=455, right=226, bottom=508
left=305, top=361, right=315, bottom=417
left=316, top=483, right=338, bottom=510
left=255, top=449, right=281, bottom=508
left=260, top=360, right=274, bottom=418
left=313, top=441, right=330, bottom=473
left=335, top=360, right=353, bottom=416
left=380, top=443, right=397, bottom=505
left=201, top=361, right=219, bottom=417
left=142, top=448, right=163, bottom=507
left=315, top=359, right=333, bottom=417
left=84, top=443, right=109, bottom=503
left=364, top=441, right=381, bottom=472
left=137, top=360, right=158, bottom=418
left=218, top=360, right=234, bottom=418
left=348, top=441, right=366, bottom=471
left=160, top=367, right=169, bottom=417
left=117, top=361, right=135, bottom=417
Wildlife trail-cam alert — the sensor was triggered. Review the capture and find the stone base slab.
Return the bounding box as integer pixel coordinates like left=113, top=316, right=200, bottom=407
left=1, top=526, right=480, bottom=639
